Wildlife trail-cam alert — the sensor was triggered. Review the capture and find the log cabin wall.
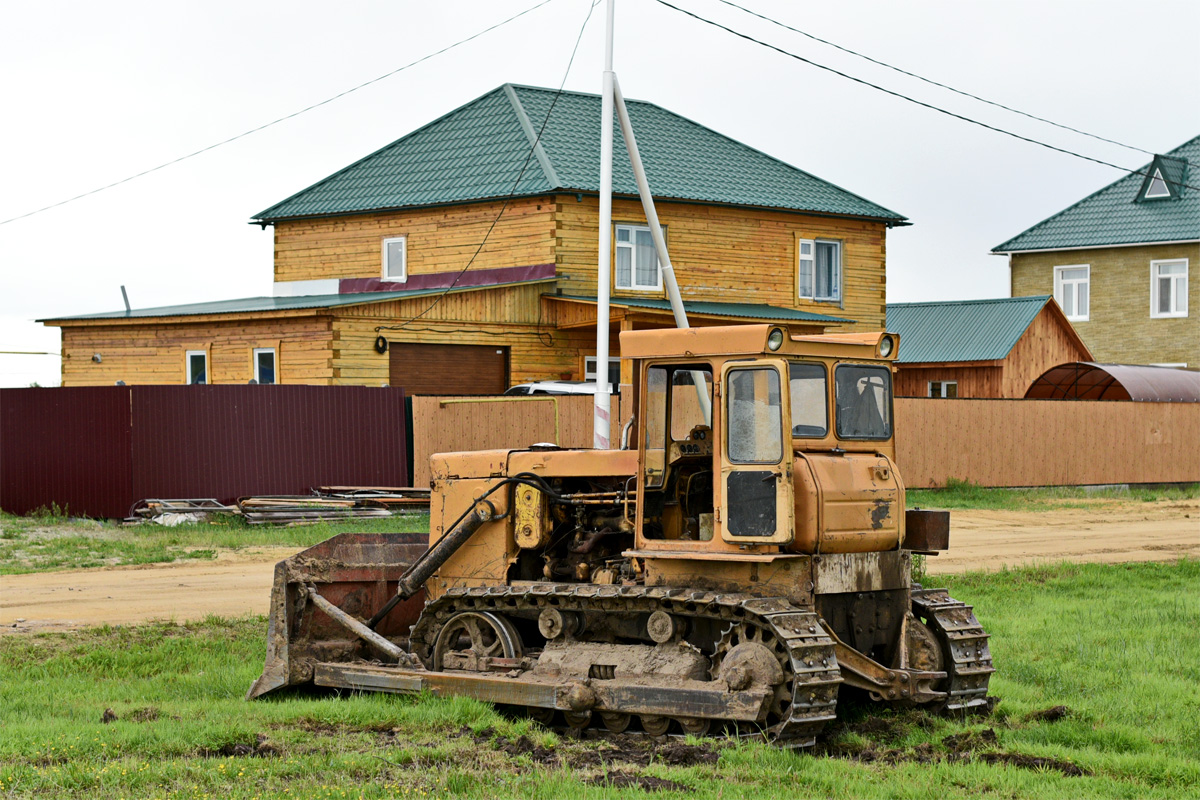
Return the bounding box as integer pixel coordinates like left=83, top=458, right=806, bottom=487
left=57, top=314, right=333, bottom=386
left=552, top=194, right=888, bottom=331
left=272, top=197, right=558, bottom=282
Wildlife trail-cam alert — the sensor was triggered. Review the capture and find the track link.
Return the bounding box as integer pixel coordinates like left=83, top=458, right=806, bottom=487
left=410, top=583, right=843, bottom=746
left=911, top=588, right=994, bottom=713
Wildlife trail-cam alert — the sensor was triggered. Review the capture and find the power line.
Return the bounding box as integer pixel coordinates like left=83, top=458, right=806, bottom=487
left=653, top=0, right=1200, bottom=191
left=0, top=0, right=560, bottom=228
left=379, top=0, right=601, bottom=336
left=715, top=0, right=1157, bottom=158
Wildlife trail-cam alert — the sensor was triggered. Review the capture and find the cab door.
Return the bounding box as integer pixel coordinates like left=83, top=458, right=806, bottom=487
left=719, top=360, right=794, bottom=545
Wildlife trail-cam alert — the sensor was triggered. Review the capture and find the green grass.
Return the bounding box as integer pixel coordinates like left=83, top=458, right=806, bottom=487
left=908, top=479, right=1200, bottom=512
left=1, top=560, right=1196, bottom=799
left=0, top=514, right=430, bottom=575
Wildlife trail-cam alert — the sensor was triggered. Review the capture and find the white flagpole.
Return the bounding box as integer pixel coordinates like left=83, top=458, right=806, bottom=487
left=593, top=0, right=616, bottom=449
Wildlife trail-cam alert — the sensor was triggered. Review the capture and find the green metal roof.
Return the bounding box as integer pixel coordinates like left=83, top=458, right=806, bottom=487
left=885, top=296, right=1051, bottom=363
left=993, top=135, right=1199, bottom=252
left=40, top=280, right=554, bottom=322
left=255, top=84, right=906, bottom=225
left=558, top=294, right=854, bottom=324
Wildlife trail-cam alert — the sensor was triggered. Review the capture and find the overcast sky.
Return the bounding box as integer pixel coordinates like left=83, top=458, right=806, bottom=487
left=2, top=0, right=1197, bottom=386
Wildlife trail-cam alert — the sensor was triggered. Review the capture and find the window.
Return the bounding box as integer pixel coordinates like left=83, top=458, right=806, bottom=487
left=1144, top=169, right=1170, bottom=199
left=615, top=224, right=663, bottom=291
left=186, top=350, right=207, bottom=385
left=789, top=362, right=827, bottom=437
left=584, top=356, right=621, bottom=389
left=798, top=239, right=841, bottom=301
left=928, top=380, right=958, bottom=398
left=835, top=364, right=892, bottom=440
left=382, top=236, right=407, bottom=281
left=727, top=367, right=783, bottom=463
left=254, top=348, right=276, bottom=385
left=1151, top=259, right=1188, bottom=318
left=1054, top=265, right=1090, bottom=321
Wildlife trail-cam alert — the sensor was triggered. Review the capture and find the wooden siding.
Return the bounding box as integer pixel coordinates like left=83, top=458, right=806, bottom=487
left=895, top=398, right=1200, bottom=488
left=330, top=284, right=616, bottom=387
left=552, top=195, right=887, bottom=331
left=56, top=315, right=333, bottom=386
left=895, top=306, right=1092, bottom=398
left=411, top=394, right=629, bottom=488
left=273, top=197, right=558, bottom=282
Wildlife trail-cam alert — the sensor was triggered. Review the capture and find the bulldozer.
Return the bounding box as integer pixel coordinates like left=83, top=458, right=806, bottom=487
left=248, top=323, right=993, bottom=748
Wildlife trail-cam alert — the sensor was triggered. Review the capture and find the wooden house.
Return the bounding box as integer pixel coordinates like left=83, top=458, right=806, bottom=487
left=43, top=84, right=908, bottom=391
left=993, top=135, right=1198, bottom=367
left=886, top=296, right=1092, bottom=398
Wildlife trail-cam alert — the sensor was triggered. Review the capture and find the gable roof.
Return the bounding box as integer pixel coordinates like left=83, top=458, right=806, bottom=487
left=993, top=135, right=1199, bottom=252
left=886, top=296, right=1066, bottom=363
left=254, top=84, right=906, bottom=225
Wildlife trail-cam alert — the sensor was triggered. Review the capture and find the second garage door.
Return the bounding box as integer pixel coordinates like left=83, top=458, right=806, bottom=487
left=388, top=342, right=509, bottom=395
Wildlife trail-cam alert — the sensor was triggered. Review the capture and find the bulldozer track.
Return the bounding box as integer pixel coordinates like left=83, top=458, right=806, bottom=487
left=911, top=588, right=994, bottom=713
left=409, top=583, right=843, bottom=746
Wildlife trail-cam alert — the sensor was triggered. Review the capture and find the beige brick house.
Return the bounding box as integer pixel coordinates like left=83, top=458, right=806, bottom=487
left=993, top=136, right=1198, bottom=367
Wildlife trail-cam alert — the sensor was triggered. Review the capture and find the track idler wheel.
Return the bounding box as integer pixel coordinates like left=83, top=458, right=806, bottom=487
left=431, top=611, right=523, bottom=672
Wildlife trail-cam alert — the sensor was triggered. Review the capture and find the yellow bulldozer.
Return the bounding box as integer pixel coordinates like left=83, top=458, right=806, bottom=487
left=248, top=323, right=992, bottom=748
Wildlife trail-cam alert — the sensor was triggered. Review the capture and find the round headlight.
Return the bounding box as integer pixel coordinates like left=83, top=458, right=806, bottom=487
left=879, top=335, right=895, bottom=358
left=767, top=328, right=785, bottom=351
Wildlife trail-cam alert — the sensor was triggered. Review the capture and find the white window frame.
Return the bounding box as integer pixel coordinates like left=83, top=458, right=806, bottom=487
left=253, top=347, right=277, bottom=385
left=797, top=238, right=841, bottom=302
left=1144, top=168, right=1171, bottom=199
left=928, top=380, right=958, bottom=398
left=585, top=355, right=621, bottom=389
left=1054, top=264, right=1090, bottom=322
left=186, top=350, right=208, bottom=385
left=614, top=224, right=664, bottom=292
left=1150, top=259, right=1188, bottom=319
left=382, top=236, right=407, bottom=282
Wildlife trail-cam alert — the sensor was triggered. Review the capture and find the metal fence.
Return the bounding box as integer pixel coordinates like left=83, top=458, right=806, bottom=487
left=1, top=385, right=408, bottom=518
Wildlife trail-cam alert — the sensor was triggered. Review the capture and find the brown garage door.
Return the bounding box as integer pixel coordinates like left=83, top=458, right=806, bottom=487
left=389, top=342, right=509, bottom=395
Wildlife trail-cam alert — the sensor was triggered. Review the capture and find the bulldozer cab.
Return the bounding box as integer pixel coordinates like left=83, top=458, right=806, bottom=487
left=623, top=324, right=899, bottom=555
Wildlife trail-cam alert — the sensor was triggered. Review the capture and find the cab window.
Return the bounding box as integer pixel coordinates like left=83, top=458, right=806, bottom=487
left=834, top=364, right=892, bottom=440
left=726, top=367, right=783, bottom=463
left=789, top=362, right=827, bottom=437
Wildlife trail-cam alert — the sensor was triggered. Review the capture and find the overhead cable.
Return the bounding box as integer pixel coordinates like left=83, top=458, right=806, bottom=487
left=653, top=0, right=1200, bottom=191
left=0, top=0, right=560, bottom=227
left=715, top=0, right=1157, bottom=158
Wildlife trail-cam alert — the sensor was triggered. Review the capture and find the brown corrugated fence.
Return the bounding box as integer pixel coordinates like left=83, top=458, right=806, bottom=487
left=1, top=385, right=408, bottom=518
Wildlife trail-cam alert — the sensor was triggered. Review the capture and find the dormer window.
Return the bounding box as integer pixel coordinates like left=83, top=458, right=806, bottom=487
left=1136, top=154, right=1187, bottom=202
left=1145, top=169, right=1170, bottom=199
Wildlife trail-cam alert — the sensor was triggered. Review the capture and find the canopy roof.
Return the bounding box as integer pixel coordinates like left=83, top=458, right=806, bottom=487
left=1025, top=362, right=1200, bottom=402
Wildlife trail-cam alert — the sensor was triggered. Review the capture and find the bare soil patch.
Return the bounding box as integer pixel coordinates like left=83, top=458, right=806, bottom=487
left=1, top=500, right=1195, bottom=632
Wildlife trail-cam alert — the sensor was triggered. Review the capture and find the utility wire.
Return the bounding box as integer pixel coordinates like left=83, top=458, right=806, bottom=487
left=715, top=0, right=1157, bottom=158
left=0, top=0, right=559, bottom=228
left=377, top=0, right=601, bottom=338
left=653, top=0, right=1200, bottom=191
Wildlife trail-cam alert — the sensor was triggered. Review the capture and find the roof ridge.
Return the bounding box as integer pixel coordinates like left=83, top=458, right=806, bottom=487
left=503, top=84, right=560, bottom=189
left=887, top=295, right=1049, bottom=308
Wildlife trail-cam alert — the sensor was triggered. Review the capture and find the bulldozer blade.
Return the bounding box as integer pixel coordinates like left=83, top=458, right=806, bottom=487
left=246, top=532, right=427, bottom=700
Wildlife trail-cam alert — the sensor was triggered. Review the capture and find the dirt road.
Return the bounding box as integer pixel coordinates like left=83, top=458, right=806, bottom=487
left=2, top=501, right=1196, bottom=633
